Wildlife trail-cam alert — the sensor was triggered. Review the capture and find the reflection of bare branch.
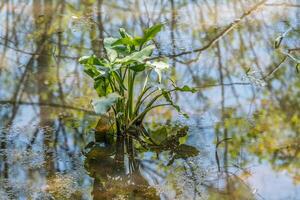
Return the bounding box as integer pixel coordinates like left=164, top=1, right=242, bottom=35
left=0, top=100, right=96, bottom=115
left=263, top=55, right=288, bottom=80
left=149, top=0, right=267, bottom=59
left=265, top=3, right=300, bottom=8
left=26, top=128, right=40, bottom=150
left=289, top=48, right=300, bottom=52
left=183, top=160, right=202, bottom=199
left=195, top=82, right=252, bottom=89
left=0, top=42, right=78, bottom=60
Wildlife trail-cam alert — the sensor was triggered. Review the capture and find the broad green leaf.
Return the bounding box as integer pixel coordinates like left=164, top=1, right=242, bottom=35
left=136, top=23, right=164, bottom=47
left=149, top=125, right=188, bottom=146
left=150, top=126, right=168, bottom=145
left=116, top=44, right=155, bottom=63
left=110, top=63, right=122, bottom=71
left=104, top=37, right=118, bottom=47
left=83, top=64, right=101, bottom=79
left=143, top=23, right=163, bottom=43
left=79, top=55, right=108, bottom=66
left=112, top=37, right=133, bottom=46
left=78, top=55, right=91, bottom=64
left=111, top=45, right=130, bottom=57
left=94, top=77, right=110, bottom=97
left=80, top=55, right=110, bottom=80
left=94, top=65, right=110, bottom=77
left=104, top=37, right=118, bottom=61
left=92, top=93, right=121, bottom=115
left=132, top=36, right=144, bottom=47
left=119, top=24, right=163, bottom=48
left=112, top=37, right=135, bottom=47
left=129, top=63, right=146, bottom=72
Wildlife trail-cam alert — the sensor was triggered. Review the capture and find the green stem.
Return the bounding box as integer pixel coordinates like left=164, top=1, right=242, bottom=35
left=127, top=103, right=172, bottom=129
left=144, top=89, right=176, bottom=111
left=127, top=71, right=136, bottom=119
left=142, top=70, right=150, bottom=92
left=134, top=86, right=152, bottom=115
left=113, top=71, right=126, bottom=93
left=108, top=76, right=116, bottom=92
left=122, top=67, right=128, bottom=81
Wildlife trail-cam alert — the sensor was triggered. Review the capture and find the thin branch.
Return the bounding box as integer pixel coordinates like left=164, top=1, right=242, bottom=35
left=149, top=0, right=267, bottom=60
left=0, top=41, right=78, bottom=60
left=0, top=100, right=96, bottom=115
left=265, top=3, right=300, bottom=8
left=195, top=82, right=252, bottom=89
left=289, top=48, right=300, bottom=52
left=263, top=55, right=288, bottom=80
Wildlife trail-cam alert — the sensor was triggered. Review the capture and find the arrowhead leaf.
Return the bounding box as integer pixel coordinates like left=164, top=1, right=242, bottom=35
left=92, top=93, right=121, bottom=115
left=104, top=37, right=119, bottom=62
left=116, top=45, right=155, bottom=63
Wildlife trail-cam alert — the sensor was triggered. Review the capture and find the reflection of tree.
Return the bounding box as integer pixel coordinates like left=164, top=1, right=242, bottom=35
left=33, top=0, right=57, bottom=173
left=207, top=174, right=255, bottom=200
left=85, top=132, right=160, bottom=199
left=0, top=0, right=299, bottom=199
left=84, top=123, right=200, bottom=199
left=247, top=101, right=300, bottom=183
left=216, top=88, right=300, bottom=185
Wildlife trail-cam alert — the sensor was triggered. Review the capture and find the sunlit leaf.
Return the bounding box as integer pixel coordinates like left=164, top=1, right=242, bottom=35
left=79, top=55, right=108, bottom=66
left=129, top=63, right=146, bottom=72
left=92, top=93, right=121, bottom=115
left=116, top=45, right=155, bottom=63
left=112, top=37, right=135, bottom=47
left=83, top=64, right=100, bottom=79
left=112, top=45, right=130, bottom=57
left=119, top=28, right=133, bottom=39
left=94, top=77, right=110, bottom=97
left=132, top=36, right=144, bottom=47
left=141, top=23, right=163, bottom=46
left=78, top=55, right=91, bottom=64
left=104, top=37, right=118, bottom=61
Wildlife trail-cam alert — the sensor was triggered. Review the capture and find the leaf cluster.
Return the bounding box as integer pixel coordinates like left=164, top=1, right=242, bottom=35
left=79, top=24, right=197, bottom=133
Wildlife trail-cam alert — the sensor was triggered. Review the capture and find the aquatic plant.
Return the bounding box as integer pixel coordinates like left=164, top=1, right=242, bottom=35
left=79, top=24, right=196, bottom=133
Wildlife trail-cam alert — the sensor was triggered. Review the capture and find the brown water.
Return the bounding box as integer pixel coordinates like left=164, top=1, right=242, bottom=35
left=0, top=0, right=300, bottom=199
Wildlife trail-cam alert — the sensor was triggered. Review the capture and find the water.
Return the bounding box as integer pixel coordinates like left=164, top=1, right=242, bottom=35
left=0, top=0, right=300, bottom=199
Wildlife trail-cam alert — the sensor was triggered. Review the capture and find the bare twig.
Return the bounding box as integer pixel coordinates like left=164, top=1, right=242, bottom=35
left=0, top=100, right=96, bottom=115
left=195, top=82, right=252, bottom=89
left=265, top=3, right=300, bottom=8
left=263, top=55, right=288, bottom=80
left=0, top=41, right=78, bottom=60
left=149, top=0, right=267, bottom=60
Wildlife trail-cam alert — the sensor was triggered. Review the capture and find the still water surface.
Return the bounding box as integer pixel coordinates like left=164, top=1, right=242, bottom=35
left=0, top=0, right=300, bottom=199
